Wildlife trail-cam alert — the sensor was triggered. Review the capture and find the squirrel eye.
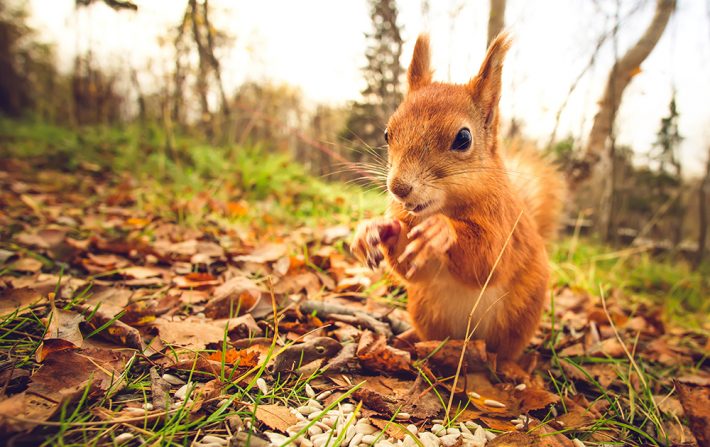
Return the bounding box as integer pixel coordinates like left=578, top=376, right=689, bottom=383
left=451, top=128, right=472, bottom=151
left=384, top=129, right=389, bottom=144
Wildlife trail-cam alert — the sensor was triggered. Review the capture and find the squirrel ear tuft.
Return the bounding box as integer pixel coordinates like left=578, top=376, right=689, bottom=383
left=468, top=32, right=512, bottom=126
left=407, top=34, right=433, bottom=93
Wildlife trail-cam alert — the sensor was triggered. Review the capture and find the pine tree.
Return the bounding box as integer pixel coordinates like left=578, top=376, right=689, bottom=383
left=342, top=0, right=403, bottom=162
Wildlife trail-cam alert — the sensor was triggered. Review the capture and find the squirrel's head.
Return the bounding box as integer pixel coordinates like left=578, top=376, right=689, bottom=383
left=385, top=33, right=511, bottom=217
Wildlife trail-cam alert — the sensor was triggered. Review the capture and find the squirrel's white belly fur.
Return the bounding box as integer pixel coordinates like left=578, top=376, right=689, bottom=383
left=409, top=266, right=505, bottom=340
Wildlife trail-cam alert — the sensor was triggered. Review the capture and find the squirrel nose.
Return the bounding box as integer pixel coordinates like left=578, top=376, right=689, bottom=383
left=390, top=179, right=413, bottom=200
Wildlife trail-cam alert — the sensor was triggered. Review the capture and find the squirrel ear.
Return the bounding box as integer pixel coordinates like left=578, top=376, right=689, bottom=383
left=468, top=32, right=511, bottom=127
left=407, top=34, right=433, bottom=92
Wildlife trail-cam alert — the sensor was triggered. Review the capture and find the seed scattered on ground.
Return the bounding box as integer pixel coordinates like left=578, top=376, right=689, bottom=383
left=305, top=383, right=316, bottom=398
left=256, top=377, right=269, bottom=395
left=114, top=433, right=135, bottom=443
left=161, top=373, right=185, bottom=386
left=483, top=398, right=506, bottom=408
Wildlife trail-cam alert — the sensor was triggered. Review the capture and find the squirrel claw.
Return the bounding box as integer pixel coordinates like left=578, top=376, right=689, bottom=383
left=351, top=218, right=401, bottom=269
left=400, top=214, right=454, bottom=278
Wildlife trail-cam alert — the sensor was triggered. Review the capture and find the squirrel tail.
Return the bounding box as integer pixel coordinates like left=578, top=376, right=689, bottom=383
left=502, top=139, right=567, bottom=241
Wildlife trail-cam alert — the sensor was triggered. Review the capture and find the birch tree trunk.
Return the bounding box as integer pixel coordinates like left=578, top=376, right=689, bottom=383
left=570, top=0, right=676, bottom=185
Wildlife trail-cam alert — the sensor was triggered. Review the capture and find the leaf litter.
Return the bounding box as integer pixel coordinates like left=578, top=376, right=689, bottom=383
left=0, top=163, right=707, bottom=446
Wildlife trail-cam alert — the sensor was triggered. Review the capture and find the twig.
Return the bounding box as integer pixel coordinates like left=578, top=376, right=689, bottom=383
left=299, top=300, right=410, bottom=335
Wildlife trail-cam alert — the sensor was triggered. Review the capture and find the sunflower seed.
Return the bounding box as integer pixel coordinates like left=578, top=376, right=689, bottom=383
left=265, top=432, right=288, bottom=445
left=256, top=378, right=269, bottom=395
left=419, top=431, right=441, bottom=446
left=316, top=391, right=333, bottom=401
left=514, top=383, right=527, bottom=391
left=349, top=433, right=364, bottom=447
left=483, top=399, right=505, bottom=408
left=354, top=422, right=377, bottom=435
left=440, top=434, right=460, bottom=447
left=362, top=434, right=377, bottom=444
left=431, top=424, right=446, bottom=436
left=305, top=383, right=316, bottom=398
left=161, top=373, right=185, bottom=386
left=297, top=405, right=319, bottom=415
left=308, top=425, right=323, bottom=436
left=114, top=433, right=134, bottom=443
left=201, top=435, right=228, bottom=445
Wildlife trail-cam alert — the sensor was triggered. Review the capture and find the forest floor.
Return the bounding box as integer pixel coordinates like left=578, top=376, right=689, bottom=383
left=0, top=121, right=708, bottom=447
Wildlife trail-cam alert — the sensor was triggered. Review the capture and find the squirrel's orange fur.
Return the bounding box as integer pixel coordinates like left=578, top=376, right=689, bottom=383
left=351, top=33, right=565, bottom=360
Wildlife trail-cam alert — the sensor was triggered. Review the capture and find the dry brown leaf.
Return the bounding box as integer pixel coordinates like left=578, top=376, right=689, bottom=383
left=675, top=381, right=710, bottom=446
left=207, top=349, right=259, bottom=367
left=37, top=294, right=84, bottom=361
left=233, top=243, right=287, bottom=263
left=204, top=275, right=263, bottom=319
left=254, top=404, right=299, bottom=432
left=415, top=339, right=488, bottom=374
left=0, top=348, right=129, bottom=433
left=0, top=287, right=46, bottom=316
left=516, top=386, right=560, bottom=412
left=150, top=367, right=172, bottom=410
left=273, top=271, right=322, bottom=297
left=345, top=375, right=442, bottom=420
left=10, top=257, right=44, bottom=273
left=173, top=272, right=220, bottom=288
left=356, top=330, right=411, bottom=374
left=15, top=228, right=67, bottom=249
left=272, top=337, right=342, bottom=373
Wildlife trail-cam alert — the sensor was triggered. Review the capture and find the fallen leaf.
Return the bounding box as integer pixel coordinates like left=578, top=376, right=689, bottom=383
left=233, top=243, right=287, bottom=263
left=173, top=272, right=220, bottom=288
left=272, top=337, right=342, bottom=373
left=0, top=287, right=46, bottom=316
left=675, top=381, right=710, bottom=446
left=356, top=330, right=411, bottom=374
left=150, top=367, right=172, bottom=410
left=348, top=375, right=442, bottom=419
left=0, top=348, right=129, bottom=432
left=254, top=404, right=299, bottom=432
left=204, top=275, right=263, bottom=319
left=10, top=257, right=44, bottom=273
left=415, top=339, right=488, bottom=374
left=120, top=266, right=163, bottom=280
left=37, top=294, right=84, bottom=361
left=207, top=349, right=259, bottom=367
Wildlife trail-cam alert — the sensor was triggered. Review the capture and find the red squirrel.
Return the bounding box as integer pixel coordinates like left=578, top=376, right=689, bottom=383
left=351, top=33, right=565, bottom=360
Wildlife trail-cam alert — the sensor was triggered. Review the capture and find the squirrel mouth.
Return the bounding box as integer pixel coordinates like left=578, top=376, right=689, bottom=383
left=407, top=201, right=432, bottom=214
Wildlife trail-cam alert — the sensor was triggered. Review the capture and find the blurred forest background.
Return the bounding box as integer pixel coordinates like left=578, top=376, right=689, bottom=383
left=1, top=0, right=709, bottom=269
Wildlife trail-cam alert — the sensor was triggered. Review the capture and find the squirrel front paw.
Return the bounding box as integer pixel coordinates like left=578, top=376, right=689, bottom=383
left=350, top=218, right=401, bottom=269
left=398, top=214, right=455, bottom=278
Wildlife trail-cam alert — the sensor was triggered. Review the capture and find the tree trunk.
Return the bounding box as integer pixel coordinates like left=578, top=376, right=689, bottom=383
left=189, top=0, right=212, bottom=137
left=171, top=9, right=189, bottom=127
left=202, top=0, right=231, bottom=141
left=693, top=147, right=710, bottom=269
left=487, top=0, right=506, bottom=48
left=570, top=0, right=676, bottom=186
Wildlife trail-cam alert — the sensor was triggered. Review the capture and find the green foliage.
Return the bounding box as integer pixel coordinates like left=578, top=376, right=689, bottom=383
left=552, top=237, right=709, bottom=328
left=0, top=118, right=384, bottom=225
